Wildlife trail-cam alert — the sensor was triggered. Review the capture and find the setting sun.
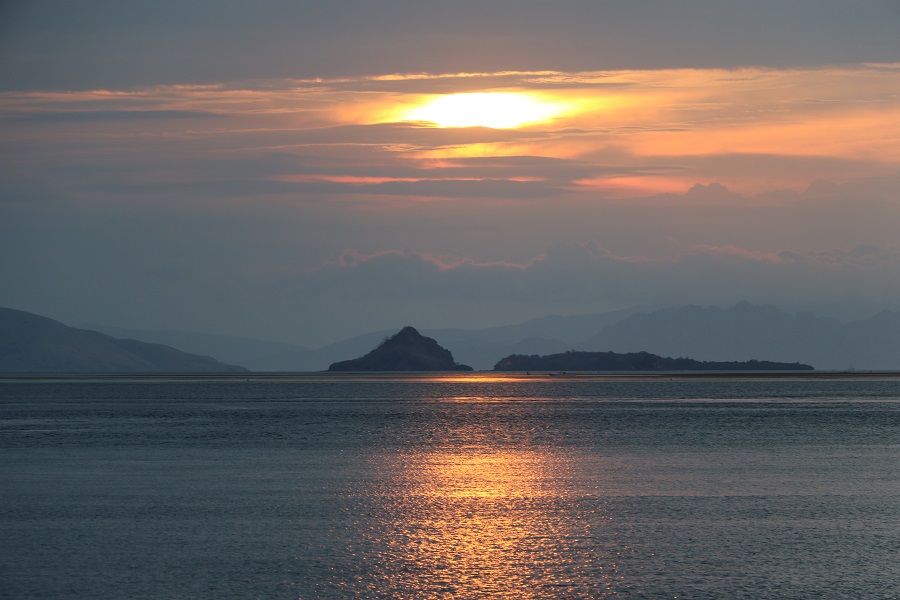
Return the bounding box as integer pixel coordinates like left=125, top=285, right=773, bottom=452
left=401, top=92, right=568, bottom=129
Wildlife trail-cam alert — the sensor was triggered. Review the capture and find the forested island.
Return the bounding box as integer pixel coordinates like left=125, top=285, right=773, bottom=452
left=493, top=350, right=813, bottom=372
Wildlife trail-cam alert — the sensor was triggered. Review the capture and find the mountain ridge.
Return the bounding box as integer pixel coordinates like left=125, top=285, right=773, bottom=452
left=578, top=302, right=900, bottom=370
left=24, top=302, right=900, bottom=371
left=0, top=307, right=248, bottom=373
left=82, top=324, right=307, bottom=371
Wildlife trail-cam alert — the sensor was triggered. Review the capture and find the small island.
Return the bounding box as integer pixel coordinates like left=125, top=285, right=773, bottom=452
left=493, top=350, right=813, bottom=372
left=328, top=326, right=473, bottom=371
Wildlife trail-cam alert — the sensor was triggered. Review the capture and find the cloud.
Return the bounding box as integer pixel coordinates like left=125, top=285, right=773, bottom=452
left=3, top=1, right=899, bottom=89
left=3, top=65, right=898, bottom=199
left=278, top=243, right=900, bottom=334
left=77, top=176, right=564, bottom=200
left=6, top=109, right=224, bottom=122
left=2, top=56, right=899, bottom=346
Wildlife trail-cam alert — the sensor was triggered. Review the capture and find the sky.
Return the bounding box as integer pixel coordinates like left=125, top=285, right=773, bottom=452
left=2, top=0, right=899, bottom=346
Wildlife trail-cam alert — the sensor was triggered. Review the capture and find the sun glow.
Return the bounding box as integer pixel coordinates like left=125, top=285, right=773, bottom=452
left=401, top=92, right=568, bottom=129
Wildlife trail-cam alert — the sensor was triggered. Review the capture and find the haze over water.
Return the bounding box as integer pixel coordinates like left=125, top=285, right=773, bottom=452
left=2, top=374, right=899, bottom=598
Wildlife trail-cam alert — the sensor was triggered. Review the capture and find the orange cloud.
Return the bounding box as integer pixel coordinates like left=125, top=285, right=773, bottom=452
left=2, top=65, right=897, bottom=197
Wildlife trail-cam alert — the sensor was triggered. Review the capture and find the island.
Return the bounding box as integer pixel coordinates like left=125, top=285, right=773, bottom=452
left=328, top=326, right=473, bottom=371
left=493, top=350, right=813, bottom=372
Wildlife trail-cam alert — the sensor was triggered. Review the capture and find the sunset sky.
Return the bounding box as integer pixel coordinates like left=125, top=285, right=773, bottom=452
left=2, top=1, right=899, bottom=345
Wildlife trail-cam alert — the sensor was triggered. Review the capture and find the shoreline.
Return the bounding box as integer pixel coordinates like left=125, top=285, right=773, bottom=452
left=2, top=370, right=899, bottom=383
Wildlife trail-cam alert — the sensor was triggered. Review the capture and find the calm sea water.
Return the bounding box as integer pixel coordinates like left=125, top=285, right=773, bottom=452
left=1, top=374, right=899, bottom=599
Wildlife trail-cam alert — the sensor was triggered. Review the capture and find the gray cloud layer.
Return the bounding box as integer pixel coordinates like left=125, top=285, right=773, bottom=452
left=2, top=0, right=899, bottom=89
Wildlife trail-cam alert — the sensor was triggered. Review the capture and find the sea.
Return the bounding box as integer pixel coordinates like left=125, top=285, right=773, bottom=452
left=1, top=373, right=899, bottom=599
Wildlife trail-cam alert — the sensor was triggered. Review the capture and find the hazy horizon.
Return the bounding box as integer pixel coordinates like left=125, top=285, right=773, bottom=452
left=40, top=299, right=900, bottom=350
left=35, top=301, right=900, bottom=373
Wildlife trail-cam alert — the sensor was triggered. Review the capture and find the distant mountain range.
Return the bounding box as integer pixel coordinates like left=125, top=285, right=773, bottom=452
left=87, top=308, right=639, bottom=371
left=305, top=303, right=896, bottom=371
left=0, top=307, right=247, bottom=373
left=84, top=324, right=308, bottom=371
left=576, top=302, right=900, bottom=371
left=22, top=301, right=900, bottom=372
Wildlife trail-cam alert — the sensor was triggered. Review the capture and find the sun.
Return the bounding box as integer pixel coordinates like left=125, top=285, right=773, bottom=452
left=401, top=92, right=568, bottom=129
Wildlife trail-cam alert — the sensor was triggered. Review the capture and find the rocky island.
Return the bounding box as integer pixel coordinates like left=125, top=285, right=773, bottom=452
left=493, top=350, right=813, bottom=371
left=328, top=326, right=473, bottom=371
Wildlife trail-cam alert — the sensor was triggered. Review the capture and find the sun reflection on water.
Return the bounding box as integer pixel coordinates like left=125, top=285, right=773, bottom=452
left=363, top=447, right=618, bottom=597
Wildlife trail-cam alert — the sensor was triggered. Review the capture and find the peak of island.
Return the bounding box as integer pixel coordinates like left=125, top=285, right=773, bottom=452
left=328, top=326, right=473, bottom=372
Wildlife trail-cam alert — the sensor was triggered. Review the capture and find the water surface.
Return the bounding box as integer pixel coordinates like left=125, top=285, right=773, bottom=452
left=2, top=374, right=899, bottom=598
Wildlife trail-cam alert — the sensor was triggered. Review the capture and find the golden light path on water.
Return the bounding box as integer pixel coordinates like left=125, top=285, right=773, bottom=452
left=362, top=443, right=619, bottom=596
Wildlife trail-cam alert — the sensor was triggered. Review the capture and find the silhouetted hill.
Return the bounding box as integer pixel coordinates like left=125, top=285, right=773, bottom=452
left=328, top=326, right=473, bottom=371
left=494, top=350, right=813, bottom=372
left=578, top=303, right=900, bottom=370
left=0, top=307, right=248, bottom=373
left=87, top=324, right=307, bottom=371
